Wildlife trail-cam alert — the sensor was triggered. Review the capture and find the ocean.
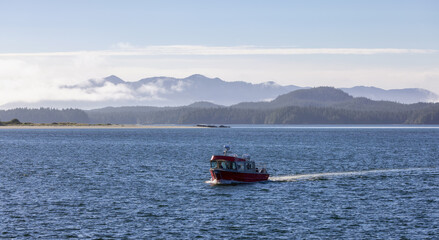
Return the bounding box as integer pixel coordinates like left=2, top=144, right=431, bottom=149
left=1, top=126, right=438, bottom=239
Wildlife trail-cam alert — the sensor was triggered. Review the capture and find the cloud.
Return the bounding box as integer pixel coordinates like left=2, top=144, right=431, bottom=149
left=170, top=80, right=190, bottom=92
left=61, top=77, right=192, bottom=103
left=111, top=42, right=136, bottom=50
left=137, top=80, right=169, bottom=100
left=0, top=45, right=438, bottom=108
left=0, top=45, right=436, bottom=57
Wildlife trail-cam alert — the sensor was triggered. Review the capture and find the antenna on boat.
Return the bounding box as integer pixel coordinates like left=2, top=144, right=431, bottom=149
left=223, top=145, right=230, bottom=155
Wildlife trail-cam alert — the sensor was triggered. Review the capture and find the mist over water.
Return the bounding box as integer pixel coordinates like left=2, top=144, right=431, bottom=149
left=0, top=127, right=438, bottom=238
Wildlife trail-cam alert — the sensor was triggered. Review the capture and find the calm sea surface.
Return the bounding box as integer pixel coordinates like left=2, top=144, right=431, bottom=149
left=1, top=126, right=438, bottom=239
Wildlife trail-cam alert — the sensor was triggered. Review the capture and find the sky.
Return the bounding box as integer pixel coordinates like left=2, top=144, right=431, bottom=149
left=0, top=0, right=438, bottom=107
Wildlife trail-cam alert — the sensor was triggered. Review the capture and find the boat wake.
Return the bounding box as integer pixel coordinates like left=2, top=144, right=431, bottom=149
left=269, top=167, right=435, bottom=182
left=205, top=179, right=255, bottom=185
left=205, top=179, right=229, bottom=185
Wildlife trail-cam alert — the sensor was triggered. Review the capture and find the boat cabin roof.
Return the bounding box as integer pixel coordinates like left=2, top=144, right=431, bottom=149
left=211, top=155, right=246, bottom=162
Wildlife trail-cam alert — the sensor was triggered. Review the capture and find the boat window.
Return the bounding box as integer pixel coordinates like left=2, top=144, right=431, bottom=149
left=236, top=162, right=244, bottom=171
left=221, top=161, right=228, bottom=169
left=246, top=162, right=254, bottom=170
left=210, top=161, right=217, bottom=168
left=231, top=162, right=236, bottom=170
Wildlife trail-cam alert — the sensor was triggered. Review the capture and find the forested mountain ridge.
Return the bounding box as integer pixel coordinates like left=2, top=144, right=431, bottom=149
left=1, top=87, right=438, bottom=124
left=83, top=87, right=439, bottom=124
left=232, top=87, right=435, bottom=112
left=232, top=87, right=353, bottom=109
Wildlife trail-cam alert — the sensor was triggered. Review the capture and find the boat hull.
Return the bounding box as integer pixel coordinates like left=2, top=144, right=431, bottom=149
left=210, top=169, right=269, bottom=184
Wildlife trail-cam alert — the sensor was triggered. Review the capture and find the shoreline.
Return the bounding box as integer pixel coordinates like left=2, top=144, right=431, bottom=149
left=1, top=124, right=438, bottom=129
left=0, top=124, right=200, bottom=129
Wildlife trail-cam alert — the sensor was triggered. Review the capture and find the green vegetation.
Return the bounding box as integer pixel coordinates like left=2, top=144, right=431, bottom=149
left=81, top=88, right=439, bottom=124
left=0, top=108, right=89, bottom=124
left=2, top=105, right=439, bottom=125
left=84, top=105, right=439, bottom=124
left=0, top=118, right=22, bottom=126
left=0, top=118, right=112, bottom=127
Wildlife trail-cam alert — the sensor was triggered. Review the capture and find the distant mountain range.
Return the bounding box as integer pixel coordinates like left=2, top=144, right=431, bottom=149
left=1, top=74, right=437, bottom=109
left=341, top=86, right=438, bottom=104
left=68, top=74, right=439, bottom=105
left=2, top=87, right=438, bottom=124
left=59, top=74, right=301, bottom=108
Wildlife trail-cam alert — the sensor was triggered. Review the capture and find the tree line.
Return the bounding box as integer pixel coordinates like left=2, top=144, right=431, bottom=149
left=0, top=108, right=89, bottom=124
left=1, top=105, right=438, bottom=125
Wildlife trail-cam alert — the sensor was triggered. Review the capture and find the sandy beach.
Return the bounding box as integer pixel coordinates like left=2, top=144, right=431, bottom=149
left=0, top=124, right=200, bottom=129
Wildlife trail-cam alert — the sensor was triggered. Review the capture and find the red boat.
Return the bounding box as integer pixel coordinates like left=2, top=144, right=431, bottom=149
left=209, top=146, right=269, bottom=184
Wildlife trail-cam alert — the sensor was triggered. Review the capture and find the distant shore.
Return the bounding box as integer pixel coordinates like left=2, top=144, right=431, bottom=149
left=0, top=119, right=232, bottom=129
left=0, top=123, right=199, bottom=129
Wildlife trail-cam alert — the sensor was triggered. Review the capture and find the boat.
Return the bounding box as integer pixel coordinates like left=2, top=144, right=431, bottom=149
left=209, top=145, right=269, bottom=184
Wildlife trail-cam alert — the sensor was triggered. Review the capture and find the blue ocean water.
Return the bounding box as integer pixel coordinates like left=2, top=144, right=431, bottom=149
left=0, top=126, right=438, bottom=239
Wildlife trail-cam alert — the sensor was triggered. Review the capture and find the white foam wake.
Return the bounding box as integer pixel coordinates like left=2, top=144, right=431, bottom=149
left=269, top=167, right=434, bottom=182
left=205, top=179, right=252, bottom=185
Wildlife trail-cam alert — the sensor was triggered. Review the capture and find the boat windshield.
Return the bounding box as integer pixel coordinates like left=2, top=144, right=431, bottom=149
left=211, top=160, right=237, bottom=170
left=210, top=161, right=218, bottom=168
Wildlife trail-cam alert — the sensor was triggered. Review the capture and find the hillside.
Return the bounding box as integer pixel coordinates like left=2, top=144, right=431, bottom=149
left=232, top=87, right=435, bottom=112
left=232, top=87, right=354, bottom=109
left=84, top=87, right=439, bottom=124
left=2, top=88, right=439, bottom=125
left=342, top=86, right=438, bottom=103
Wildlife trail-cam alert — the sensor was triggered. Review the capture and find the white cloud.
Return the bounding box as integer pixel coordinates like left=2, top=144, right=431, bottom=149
left=136, top=79, right=191, bottom=100
left=0, top=45, right=436, bottom=57
left=170, top=80, right=190, bottom=92
left=138, top=81, right=168, bottom=99
left=91, top=82, right=135, bottom=100
left=112, top=42, right=136, bottom=50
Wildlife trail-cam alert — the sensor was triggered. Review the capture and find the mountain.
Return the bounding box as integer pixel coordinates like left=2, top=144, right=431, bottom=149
left=269, top=87, right=354, bottom=108
left=2, top=88, right=439, bottom=124
left=1, top=74, right=438, bottom=110
left=232, top=87, right=435, bottom=112
left=82, top=87, right=439, bottom=124
left=74, top=75, right=439, bottom=105
left=232, top=87, right=354, bottom=109
left=104, top=75, right=126, bottom=85
left=60, top=74, right=301, bottom=108
left=341, top=86, right=438, bottom=104
left=186, top=101, right=224, bottom=108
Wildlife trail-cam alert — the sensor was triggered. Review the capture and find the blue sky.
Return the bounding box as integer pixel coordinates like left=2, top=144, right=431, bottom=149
left=0, top=0, right=438, bottom=106
left=1, top=0, right=438, bottom=51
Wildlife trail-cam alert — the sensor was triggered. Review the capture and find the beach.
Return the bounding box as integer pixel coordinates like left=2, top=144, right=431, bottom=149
left=0, top=124, right=199, bottom=129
